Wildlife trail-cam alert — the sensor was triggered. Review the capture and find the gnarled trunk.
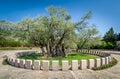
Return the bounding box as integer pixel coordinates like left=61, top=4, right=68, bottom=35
left=50, top=44, right=65, bottom=57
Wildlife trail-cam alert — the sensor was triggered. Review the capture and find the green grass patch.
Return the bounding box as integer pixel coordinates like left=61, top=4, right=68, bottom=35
left=2, top=59, right=8, bottom=65
left=19, top=52, right=100, bottom=66
left=92, top=58, right=117, bottom=71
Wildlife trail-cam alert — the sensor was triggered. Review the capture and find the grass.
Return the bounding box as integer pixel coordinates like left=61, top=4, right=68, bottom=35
left=92, top=58, right=117, bottom=71
left=2, top=59, right=8, bottom=65
left=19, top=52, right=100, bottom=66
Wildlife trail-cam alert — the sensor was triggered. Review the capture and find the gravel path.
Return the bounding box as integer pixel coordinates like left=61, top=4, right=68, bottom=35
left=0, top=50, right=120, bottom=79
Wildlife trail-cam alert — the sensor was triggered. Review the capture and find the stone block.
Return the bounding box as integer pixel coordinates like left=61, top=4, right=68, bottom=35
left=101, top=58, right=105, bottom=66
left=80, top=60, right=87, bottom=69
left=42, top=60, right=49, bottom=71
left=88, top=59, right=95, bottom=69
left=108, top=56, right=112, bottom=62
left=20, top=59, right=25, bottom=68
left=95, top=51, right=97, bottom=55
left=105, top=57, right=109, bottom=64
left=25, top=60, right=32, bottom=69
left=7, top=57, right=11, bottom=64
left=102, top=52, right=106, bottom=57
left=95, top=58, right=101, bottom=67
left=11, top=58, right=15, bottom=66
left=15, top=59, right=20, bottom=67
left=34, top=60, right=40, bottom=70
left=72, top=60, right=78, bottom=70
left=97, top=52, right=101, bottom=56
left=90, top=51, right=93, bottom=53
left=52, top=60, right=59, bottom=71
left=100, top=52, right=104, bottom=57
left=92, top=51, right=95, bottom=55
left=62, top=60, right=69, bottom=71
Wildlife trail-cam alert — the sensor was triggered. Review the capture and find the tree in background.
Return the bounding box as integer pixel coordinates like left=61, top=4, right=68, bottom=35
left=103, top=27, right=115, bottom=42
left=103, top=27, right=116, bottom=49
left=75, top=11, right=98, bottom=50
left=115, top=33, right=120, bottom=41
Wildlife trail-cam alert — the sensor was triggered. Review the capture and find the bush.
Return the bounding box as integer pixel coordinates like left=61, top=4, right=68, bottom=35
left=90, top=41, right=116, bottom=49
left=92, top=58, right=117, bottom=71
left=115, top=41, right=120, bottom=50
left=0, top=40, right=32, bottom=47
left=0, top=47, right=31, bottom=50
left=0, top=40, right=21, bottom=47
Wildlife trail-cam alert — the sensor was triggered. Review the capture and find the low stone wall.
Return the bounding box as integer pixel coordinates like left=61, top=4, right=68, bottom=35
left=7, top=50, right=112, bottom=71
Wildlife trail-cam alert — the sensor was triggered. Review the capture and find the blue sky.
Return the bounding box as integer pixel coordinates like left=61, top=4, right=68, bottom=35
left=0, top=0, right=120, bottom=36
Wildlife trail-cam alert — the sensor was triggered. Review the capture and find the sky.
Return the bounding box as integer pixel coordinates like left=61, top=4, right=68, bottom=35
left=0, top=0, right=120, bottom=36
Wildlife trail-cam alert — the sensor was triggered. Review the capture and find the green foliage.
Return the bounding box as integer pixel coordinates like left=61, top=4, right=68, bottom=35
left=0, top=47, right=31, bottom=50
left=92, top=58, right=117, bottom=71
left=0, top=40, right=21, bottom=47
left=103, top=27, right=115, bottom=42
left=0, top=20, right=18, bottom=40
left=115, top=41, right=120, bottom=50
left=90, top=27, right=118, bottom=50
left=90, top=41, right=117, bottom=49
left=76, top=24, right=98, bottom=49
left=0, top=40, right=31, bottom=47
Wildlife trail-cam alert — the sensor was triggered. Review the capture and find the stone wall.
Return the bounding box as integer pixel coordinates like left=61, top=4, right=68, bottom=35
left=7, top=50, right=112, bottom=71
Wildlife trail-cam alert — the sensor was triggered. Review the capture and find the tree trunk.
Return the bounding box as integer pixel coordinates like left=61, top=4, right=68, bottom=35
left=50, top=44, right=66, bottom=57
left=46, top=42, right=50, bottom=57
left=40, top=47, right=45, bottom=56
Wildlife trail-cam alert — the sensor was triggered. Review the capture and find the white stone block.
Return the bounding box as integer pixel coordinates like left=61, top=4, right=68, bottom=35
left=11, top=58, right=15, bottom=66
left=42, top=60, right=49, bottom=71
left=25, top=60, right=32, bottom=69
left=15, top=59, right=20, bottom=67
left=95, top=58, right=101, bottom=67
left=80, top=60, right=87, bottom=69
left=88, top=59, right=95, bottom=69
left=105, top=57, right=109, bottom=64
left=20, top=59, right=25, bottom=68
left=72, top=60, right=78, bottom=70
left=101, top=58, right=105, bottom=66
left=90, top=51, right=93, bottom=54
left=92, top=51, right=95, bottom=55
left=34, top=60, right=40, bottom=70
left=95, top=51, right=97, bottom=55
left=52, top=60, right=59, bottom=71
left=7, top=57, right=11, bottom=64
left=62, top=60, right=69, bottom=71
left=108, top=56, right=112, bottom=62
left=97, top=52, right=100, bottom=56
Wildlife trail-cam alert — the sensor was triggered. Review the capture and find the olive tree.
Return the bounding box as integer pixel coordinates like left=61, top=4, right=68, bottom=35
left=30, top=6, right=77, bottom=57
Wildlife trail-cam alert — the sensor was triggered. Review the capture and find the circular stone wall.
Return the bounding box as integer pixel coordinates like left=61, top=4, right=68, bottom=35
left=7, top=50, right=112, bottom=71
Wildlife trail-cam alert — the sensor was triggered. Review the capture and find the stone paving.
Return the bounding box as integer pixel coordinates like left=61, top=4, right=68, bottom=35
left=0, top=50, right=120, bottom=79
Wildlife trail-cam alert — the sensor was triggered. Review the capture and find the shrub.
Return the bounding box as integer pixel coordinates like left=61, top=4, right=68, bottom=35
left=0, top=40, right=32, bottom=47
left=92, top=58, right=117, bottom=71
left=0, top=40, right=21, bottom=47
left=115, top=41, right=120, bottom=50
